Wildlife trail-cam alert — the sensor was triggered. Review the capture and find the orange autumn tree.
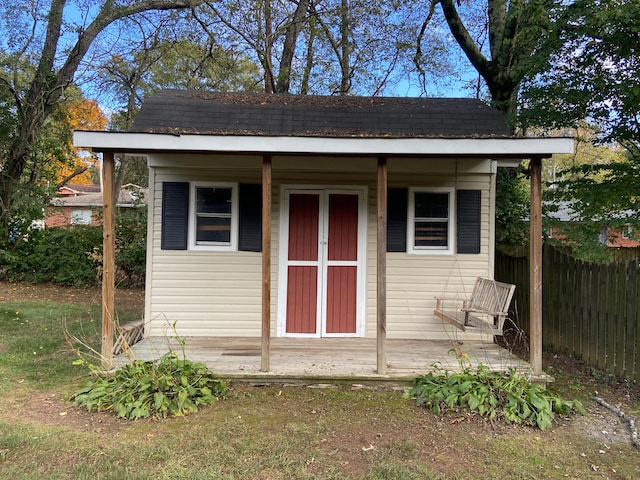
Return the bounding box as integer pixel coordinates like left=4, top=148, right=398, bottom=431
left=54, top=97, right=108, bottom=187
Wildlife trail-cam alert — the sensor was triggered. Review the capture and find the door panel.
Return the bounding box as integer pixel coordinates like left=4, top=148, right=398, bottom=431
left=327, top=194, right=359, bottom=261
left=288, top=194, right=319, bottom=261
left=325, top=266, right=357, bottom=334
left=286, top=266, right=318, bottom=334
left=285, top=194, right=320, bottom=334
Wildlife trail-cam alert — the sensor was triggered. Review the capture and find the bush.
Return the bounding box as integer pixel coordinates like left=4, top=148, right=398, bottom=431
left=115, top=207, right=147, bottom=286
left=1, top=207, right=147, bottom=287
left=72, top=353, right=228, bottom=420
left=407, top=359, right=585, bottom=430
left=1, top=226, right=102, bottom=286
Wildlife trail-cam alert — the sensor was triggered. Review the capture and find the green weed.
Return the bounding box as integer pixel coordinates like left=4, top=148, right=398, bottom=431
left=408, top=354, right=586, bottom=430
left=72, top=352, right=228, bottom=419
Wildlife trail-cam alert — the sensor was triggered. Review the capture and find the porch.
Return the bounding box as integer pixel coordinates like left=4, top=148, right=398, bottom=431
left=115, top=337, right=533, bottom=385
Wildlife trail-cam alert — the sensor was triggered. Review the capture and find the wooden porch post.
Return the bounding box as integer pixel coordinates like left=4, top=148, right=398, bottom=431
left=529, top=157, right=543, bottom=376
left=101, top=151, right=116, bottom=370
left=377, top=157, right=388, bottom=374
left=261, top=155, right=272, bottom=372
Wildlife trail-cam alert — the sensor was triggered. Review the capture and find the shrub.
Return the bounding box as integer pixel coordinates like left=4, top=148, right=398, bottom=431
left=1, top=226, right=102, bottom=286
left=1, top=206, right=147, bottom=287
left=72, top=353, right=228, bottom=420
left=407, top=359, right=585, bottom=430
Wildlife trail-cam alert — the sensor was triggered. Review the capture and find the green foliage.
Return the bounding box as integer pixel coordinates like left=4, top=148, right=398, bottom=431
left=115, top=206, right=148, bottom=285
left=72, top=352, right=228, bottom=420
left=1, top=226, right=103, bottom=286
left=408, top=360, right=585, bottom=430
left=495, top=167, right=530, bottom=245
left=1, top=206, right=147, bottom=287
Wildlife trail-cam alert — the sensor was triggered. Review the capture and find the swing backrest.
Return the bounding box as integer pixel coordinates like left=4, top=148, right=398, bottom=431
left=467, top=277, right=516, bottom=315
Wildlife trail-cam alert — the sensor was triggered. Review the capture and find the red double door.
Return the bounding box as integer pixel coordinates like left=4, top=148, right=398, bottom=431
left=284, top=190, right=363, bottom=337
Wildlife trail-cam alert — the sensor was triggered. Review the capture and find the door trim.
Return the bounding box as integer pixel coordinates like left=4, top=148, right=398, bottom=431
left=277, top=185, right=368, bottom=338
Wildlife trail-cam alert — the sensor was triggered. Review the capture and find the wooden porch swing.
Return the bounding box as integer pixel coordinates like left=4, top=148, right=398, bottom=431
left=434, top=277, right=516, bottom=335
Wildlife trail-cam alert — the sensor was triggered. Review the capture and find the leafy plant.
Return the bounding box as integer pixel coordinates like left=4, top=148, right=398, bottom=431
left=407, top=355, right=585, bottom=430
left=72, top=353, right=228, bottom=420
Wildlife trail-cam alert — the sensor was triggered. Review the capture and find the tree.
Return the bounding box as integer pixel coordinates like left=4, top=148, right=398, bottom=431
left=56, top=96, right=108, bottom=187
left=194, top=0, right=310, bottom=94
left=0, top=0, right=208, bottom=241
left=98, top=14, right=262, bottom=190
left=417, top=0, right=557, bottom=118
left=414, top=1, right=564, bottom=246
left=520, top=0, right=640, bottom=257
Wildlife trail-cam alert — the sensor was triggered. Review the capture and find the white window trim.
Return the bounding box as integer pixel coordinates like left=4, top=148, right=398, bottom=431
left=407, top=187, right=455, bottom=255
left=188, top=181, right=238, bottom=251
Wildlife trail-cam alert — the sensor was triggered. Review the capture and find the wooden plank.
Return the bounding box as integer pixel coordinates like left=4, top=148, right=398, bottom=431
left=634, top=262, right=640, bottom=384
left=377, top=157, right=387, bottom=374
left=588, top=263, right=597, bottom=364
left=624, top=260, right=637, bottom=381
left=101, top=151, right=115, bottom=370
left=542, top=244, right=554, bottom=347
left=615, top=261, right=626, bottom=378
left=596, top=263, right=608, bottom=370
left=261, top=155, right=272, bottom=372
left=575, top=259, right=584, bottom=359
left=566, top=252, right=577, bottom=355
left=529, top=157, right=543, bottom=376
left=606, top=262, right=618, bottom=375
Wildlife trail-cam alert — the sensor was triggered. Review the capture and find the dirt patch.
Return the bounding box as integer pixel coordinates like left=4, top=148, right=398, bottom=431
left=0, top=387, right=129, bottom=434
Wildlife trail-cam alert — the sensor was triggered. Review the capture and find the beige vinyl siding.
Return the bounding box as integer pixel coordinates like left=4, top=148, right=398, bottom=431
left=146, top=154, right=497, bottom=340
left=146, top=163, right=264, bottom=337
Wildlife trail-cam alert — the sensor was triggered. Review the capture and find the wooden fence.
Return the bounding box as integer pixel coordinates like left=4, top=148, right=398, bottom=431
left=495, top=244, right=639, bottom=385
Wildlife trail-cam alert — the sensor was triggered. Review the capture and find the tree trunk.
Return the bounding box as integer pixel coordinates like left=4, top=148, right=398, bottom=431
left=439, top=0, right=522, bottom=118
left=339, top=0, right=351, bottom=95
left=275, top=0, right=311, bottom=93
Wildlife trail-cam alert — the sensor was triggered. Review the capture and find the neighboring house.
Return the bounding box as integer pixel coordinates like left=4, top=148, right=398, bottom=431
left=74, top=90, right=573, bottom=374
left=46, top=184, right=147, bottom=228
left=545, top=201, right=639, bottom=248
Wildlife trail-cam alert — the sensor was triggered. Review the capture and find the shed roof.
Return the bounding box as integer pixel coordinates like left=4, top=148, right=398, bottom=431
left=131, top=90, right=512, bottom=138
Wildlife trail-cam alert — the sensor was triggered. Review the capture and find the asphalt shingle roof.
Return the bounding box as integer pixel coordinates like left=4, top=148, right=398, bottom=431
left=131, top=90, right=511, bottom=138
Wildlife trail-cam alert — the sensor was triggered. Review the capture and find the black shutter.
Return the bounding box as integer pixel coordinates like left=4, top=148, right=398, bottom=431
left=161, top=182, right=189, bottom=250
left=239, top=183, right=262, bottom=252
left=387, top=188, right=408, bottom=252
left=457, top=189, right=481, bottom=254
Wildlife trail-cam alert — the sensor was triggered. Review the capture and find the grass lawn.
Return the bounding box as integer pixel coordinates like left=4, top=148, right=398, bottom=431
left=0, top=282, right=638, bottom=479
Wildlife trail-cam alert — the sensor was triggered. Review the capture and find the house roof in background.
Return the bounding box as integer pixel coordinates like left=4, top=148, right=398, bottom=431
left=51, top=186, right=147, bottom=207
left=130, top=90, right=512, bottom=138
left=58, top=184, right=102, bottom=195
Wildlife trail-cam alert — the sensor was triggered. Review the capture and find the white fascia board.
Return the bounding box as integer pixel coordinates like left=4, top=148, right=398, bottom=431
left=74, top=131, right=574, bottom=157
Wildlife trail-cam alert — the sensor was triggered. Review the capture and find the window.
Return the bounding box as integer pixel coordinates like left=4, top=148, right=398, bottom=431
left=622, top=224, right=632, bottom=239
left=71, top=209, right=92, bottom=225
left=408, top=188, right=454, bottom=254
left=190, top=182, right=238, bottom=250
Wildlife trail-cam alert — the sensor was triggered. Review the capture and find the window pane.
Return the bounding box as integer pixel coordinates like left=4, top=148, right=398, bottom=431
left=196, top=187, right=232, bottom=214
left=415, top=221, right=448, bottom=247
left=71, top=209, right=92, bottom=225
left=415, top=192, right=448, bottom=219
left=196, top=216, right=231, bottom=243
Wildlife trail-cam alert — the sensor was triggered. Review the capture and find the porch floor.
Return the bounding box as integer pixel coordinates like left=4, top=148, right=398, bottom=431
left=115, top=337, right=533, bottom=385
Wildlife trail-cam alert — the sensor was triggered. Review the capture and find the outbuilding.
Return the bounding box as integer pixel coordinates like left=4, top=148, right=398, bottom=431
left=74, top=90, right=573, bottom=380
